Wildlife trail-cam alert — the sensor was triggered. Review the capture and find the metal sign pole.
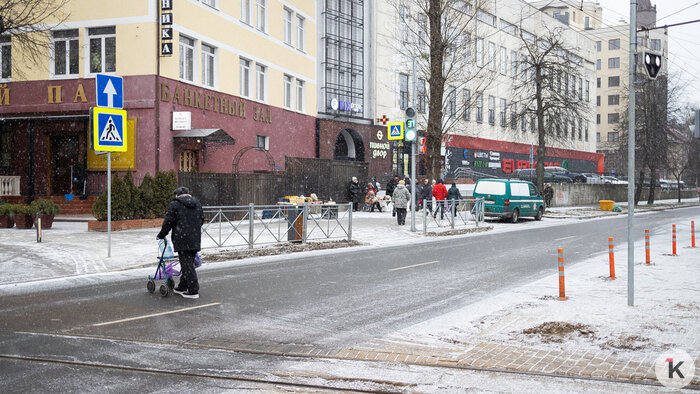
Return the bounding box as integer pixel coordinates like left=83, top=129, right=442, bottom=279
left=627, top=0, right=637, bottom=306
left=410, top=57, right=417, bottom=232
left=108, top=151, right=112, bottom=258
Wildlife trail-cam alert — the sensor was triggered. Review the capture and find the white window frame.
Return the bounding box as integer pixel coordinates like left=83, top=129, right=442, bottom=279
left=256, top=0, right=267, bottom=33
left=241, top=0, right=251, bottom=24
left=476, top=38, right=484, bottom=67
left=283, top=8, right=293, bottom=45
left=201, top=43, right=216, bottom=88
left=51, top=29, right=79, bottom=78
left=296, top=14, right=305, bottom=51
left=87, top=26, right=116, bottom=75
left=239, top=58, right=251, bottom=97
left=488, top=42, right=496, bottom=71
left=179, top=35, right=195, bottom=82
left=296, top=79, right=305, bottom=112
left=283, top=74, right=293, bottom=109
left=499, top=47, right=507, bottom=75
left=256, top=135, right=269, bottom=150
left=256, top=63, right=267, bottom=102
left=510, top=50, right=517, bottom=78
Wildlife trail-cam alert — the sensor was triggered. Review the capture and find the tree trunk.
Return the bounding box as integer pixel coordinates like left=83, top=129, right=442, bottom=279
left=635, top=170, right=644, bottom=206
left=425, top=0, right=444, bottom=182
left=647, top=168, right=657, bottom=205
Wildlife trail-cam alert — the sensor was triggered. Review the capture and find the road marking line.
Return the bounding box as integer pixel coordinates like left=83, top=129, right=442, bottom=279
left=389, top=261, right=439, bottom=272
left=92, top=302, right=221, bottom=327
left=555, top=236, right=576, bottom=241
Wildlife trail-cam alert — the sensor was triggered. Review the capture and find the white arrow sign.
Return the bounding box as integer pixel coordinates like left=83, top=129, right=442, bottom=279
left=103, top=79, right=117, bottom=109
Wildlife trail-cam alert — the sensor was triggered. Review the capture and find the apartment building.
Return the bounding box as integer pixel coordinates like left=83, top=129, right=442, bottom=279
left=374, top=0, right=603, bottom=180
left=0, top=0, right=317, bottom=198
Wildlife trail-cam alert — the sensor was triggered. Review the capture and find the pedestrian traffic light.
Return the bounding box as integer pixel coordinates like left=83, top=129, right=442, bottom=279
left=418, top=136, right=427, bottom=153
left=405, top=107, right=416, bottom=142
left=643, top=52, right=662, bottom=80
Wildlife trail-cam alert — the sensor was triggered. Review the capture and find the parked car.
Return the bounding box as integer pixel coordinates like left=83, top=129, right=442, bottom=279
left=512, top=168, right=573, bottom=184
left=582, top=173, right=603, bottom=184
left=472, top=179, right=545, bottom=223
left=601, top=176, right=627, bottom=185
left=545, top=166, right=587, bottom=183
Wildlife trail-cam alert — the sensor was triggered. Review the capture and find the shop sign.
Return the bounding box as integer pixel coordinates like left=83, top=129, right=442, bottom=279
left=172, top=111, right=191, bottom=130
left=160, top=0, right=173, bottom=56
left=329, top=97, right=363, bottom=113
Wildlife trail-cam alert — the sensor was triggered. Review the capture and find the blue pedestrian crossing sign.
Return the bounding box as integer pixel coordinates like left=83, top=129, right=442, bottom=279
left=93, top=107, right=128, bottom=152
left=387, top=122, right=404, bottom=140
left=95, top=74, right=123, bottom=109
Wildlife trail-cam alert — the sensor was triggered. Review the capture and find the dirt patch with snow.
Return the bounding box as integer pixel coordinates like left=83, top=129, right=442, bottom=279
left=601, top=335, right=652, bottom=351
left=522, top=322, right=596, bottom=343
left=426, top=226, right=493, bottom=236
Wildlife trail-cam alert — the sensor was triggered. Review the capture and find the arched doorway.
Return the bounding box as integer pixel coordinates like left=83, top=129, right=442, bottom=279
left=333, top=128, right=364, bottom=161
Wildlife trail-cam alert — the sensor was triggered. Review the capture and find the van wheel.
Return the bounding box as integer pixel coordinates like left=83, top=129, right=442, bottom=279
left=535, top=207, right=543, bottom=221
left=510, top=208, right=519, bottom=223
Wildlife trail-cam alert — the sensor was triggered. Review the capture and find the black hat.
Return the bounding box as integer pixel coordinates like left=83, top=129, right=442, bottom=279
left=173, top=186, right=191, bottom=196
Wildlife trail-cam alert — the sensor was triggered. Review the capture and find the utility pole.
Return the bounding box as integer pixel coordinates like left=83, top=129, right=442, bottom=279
left=410, top=57, right=417, bottom=231
left=627, top=0, right=637, bottom=307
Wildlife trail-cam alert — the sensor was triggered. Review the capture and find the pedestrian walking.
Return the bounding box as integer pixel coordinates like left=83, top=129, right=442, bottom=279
left=432, top=179, right=448, bottom=220
left=157, top=186, right=204, bottom=299
left=419, top=178, right=432, bottom=213
left=392, top=180, right=411, bottom=225
left=543, top=183, right=554, bottom=208
left=349, top=177, right=363, bottom=211
left=386, top=175, right=399, bottom=217
left=447, top=182, right=462, bottom=213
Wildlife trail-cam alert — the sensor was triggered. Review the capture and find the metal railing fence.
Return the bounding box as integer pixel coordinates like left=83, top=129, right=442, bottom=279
left=421, top=198, right=484, bottom=233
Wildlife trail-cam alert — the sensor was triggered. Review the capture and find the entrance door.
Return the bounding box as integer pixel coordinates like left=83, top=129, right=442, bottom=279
left=50, top=136, right=80, bottom=195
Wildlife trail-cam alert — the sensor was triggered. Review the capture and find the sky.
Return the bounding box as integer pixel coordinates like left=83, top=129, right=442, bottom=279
left=530, top=1, right=700, bottom=111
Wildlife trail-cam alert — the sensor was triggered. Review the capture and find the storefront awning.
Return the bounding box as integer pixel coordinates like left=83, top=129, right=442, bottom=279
left=174, top=128, right=235, bottom=144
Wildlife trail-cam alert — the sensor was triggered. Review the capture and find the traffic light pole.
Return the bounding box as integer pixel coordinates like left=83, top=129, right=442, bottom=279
left=410, top=57, right=417, bottom=232
left=627, top=0, right=637, bottom=306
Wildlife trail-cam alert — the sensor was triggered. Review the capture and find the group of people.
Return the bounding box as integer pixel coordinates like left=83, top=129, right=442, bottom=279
left=384, top=175, right=463, bottom=225
left=348, top=177, right=384, bottom=212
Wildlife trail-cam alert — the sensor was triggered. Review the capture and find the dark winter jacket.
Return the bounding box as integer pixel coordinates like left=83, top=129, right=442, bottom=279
left=386, top=178, right=399, bottom=197
left=543, top=186, right=554, bottom=200
left=447, top=185, right=462, bottom=201
left=349, top=181, right=363, bottom=202
left=432, top=182, right=448, bottom=201
left=157, top=194, right=204, bottom=252
left=419, top=183, right=432, bottom=202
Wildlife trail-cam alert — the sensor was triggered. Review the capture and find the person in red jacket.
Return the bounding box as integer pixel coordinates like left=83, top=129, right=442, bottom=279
left=432, top=179, right=448, bottom=220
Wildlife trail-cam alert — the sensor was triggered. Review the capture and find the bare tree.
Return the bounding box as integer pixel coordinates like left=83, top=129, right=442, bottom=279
left=386, top=0, right=492, bottom=180
left=0, top=0, right=69, bottom=77
left=511, top=26, right=593, bottom=191
left=666, top=125, right=693, bottom=203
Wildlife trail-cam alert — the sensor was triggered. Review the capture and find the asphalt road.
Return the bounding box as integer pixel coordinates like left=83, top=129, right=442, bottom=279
left=1, top=206, right=698, bottom=390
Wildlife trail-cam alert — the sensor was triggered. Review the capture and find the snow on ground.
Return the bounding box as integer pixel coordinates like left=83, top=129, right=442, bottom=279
left=384, top=225, right=700, bottom=363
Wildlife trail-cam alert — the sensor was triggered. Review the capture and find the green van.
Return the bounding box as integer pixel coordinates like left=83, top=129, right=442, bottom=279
left=472, top=179, right=544, bottom=223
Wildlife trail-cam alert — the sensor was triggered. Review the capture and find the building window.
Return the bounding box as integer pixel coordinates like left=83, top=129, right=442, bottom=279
left=256, top=135, right=269, bottom=150
left=585, top=120, right=589, bottom=141
left=608, top=38, right=620, bottom=50
left=488, top=95, right=495, bottom=125
left=179, top=150, right=197, bottom=172
left=499, top=98, right=506, bottom=127
left=284, top=8, right=293, bottom=45
left=596, top=96, right=600, bottom=106
left=608, top=94, right=620, bottom=105
left=578, top=77, right=582, bottom=99
left=488, top=41, right=496, bottom=71
left=597, top=77, right=601, bottom=88
left=651, top=39, right=661, bottom=51
left=256, top=63, right=266, bottom=101
left=201, top=43, right=216, bottom=87
left=256, top=0, right=266, bottom=32
left=585, top=16, right=590, bottom=29
left=88, top=26, right=116, bottom=74
left=476, top=9, right=496, bottom=26
left=399, top=5, right=410, bottom=42
left=585, top=80, right=590, bottom=101
left=447, top=87, right=456, bottom=118
left=608, top=113, right=619, bottom=124
left=596, top=114, right=600, bottom=124
left=283, top=74, right=293, bottom=109
left=500, top=47, right=507, bottom=75
left=296, top=79, right=305, bottom=112
left=578, top=117, right=583, bottom=140
left=475, top=93, right=483, bottom=123
left=52, top=30, right=79, bottom=76
left=572, top=75, right=577, bottom=98
left=179, top=35, right=195, bottom=82
left=608, top=57, right=620, bottom=69
left=531, top=113, right=536, bottom=133
left=296, top=15, right=305, bottom=51
left=596, top=41, right=601, bottom=51
left=596, top=59, right=601, bottom=70
left=521, top=105, right=527, bottom=132
left=399, top=73, right=409, bottom=110
left=241, top=0, right=251, bottom=24
left=240, top=58, right=251, bottom=97
left=418, top=79, right=426, bottom=113
left=476, top=38, right=484, bottom=67
left=608, top=132, right=619, bottom=142
left=463, top=89, right=470, bottom=121
left=608, top=76, right=620, bottom=87
left=0, top=36, right=9, bottom=80
left=510, top=103, right=517, bottom=129
left=510, top=50, right=517, bottom=78
left=521, top=55, right=527, bottom=81
left=596, top=133, right=600, bottom=142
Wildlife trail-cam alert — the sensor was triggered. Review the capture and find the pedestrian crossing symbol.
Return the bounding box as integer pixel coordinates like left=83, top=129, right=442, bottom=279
left=387, top=122, right=404, bottom=140
left=93, top=107, right=128, bottom=152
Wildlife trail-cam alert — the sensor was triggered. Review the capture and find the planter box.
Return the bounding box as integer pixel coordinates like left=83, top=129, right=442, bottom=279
left=14, top=214, right=34, bottom=229
left=0, top=214, right=14, bottom=228
left=88, top=218, right=163, bottom=232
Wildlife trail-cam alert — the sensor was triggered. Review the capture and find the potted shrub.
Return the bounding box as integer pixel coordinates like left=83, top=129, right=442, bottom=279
left=11, top=204, right=36, bottom=229
left=30, top=199, right=61, bottom=229
left=0, top=203, right=13, bottom=228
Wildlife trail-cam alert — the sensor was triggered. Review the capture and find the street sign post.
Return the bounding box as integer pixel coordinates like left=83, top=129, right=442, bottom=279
left=93, top=107, right=128, bottom=152
left=95, top=74, right=124, bottom=109
left=387, top=122, right=404, bottom=140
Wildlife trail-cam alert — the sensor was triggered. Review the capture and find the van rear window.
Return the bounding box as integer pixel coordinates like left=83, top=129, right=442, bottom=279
left=474, top=181, right=506, bottom=195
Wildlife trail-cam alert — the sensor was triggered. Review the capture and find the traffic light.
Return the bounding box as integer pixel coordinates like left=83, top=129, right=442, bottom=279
left=405, top=107, right=416, bottom=142
left=418, top=136, right=427, bottom=153
left=643, top=52, right=662, bottom=79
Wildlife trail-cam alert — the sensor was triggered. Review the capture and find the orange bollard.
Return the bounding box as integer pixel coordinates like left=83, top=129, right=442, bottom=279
left=672, top=224, right=677, bottom=256
left=608, top=237, right=616, bottom=279
left=645, top=229, right=650, bottom=265
left=692, top=221, right=696, bottom=248
left=558, top=248, right=567, bottom=301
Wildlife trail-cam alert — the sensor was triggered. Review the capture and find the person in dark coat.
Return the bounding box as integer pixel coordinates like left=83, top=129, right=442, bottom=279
left=447, top=182, right=462, bottom=213
left=349, top=177, right=363, bottom=211
left=419, top=178, right=432, bottom=213
left=157, top=186, right=204, bottom=299
left=386, top=175, right=399, bottom=216
left=543, top=183, right=554, bottom=208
